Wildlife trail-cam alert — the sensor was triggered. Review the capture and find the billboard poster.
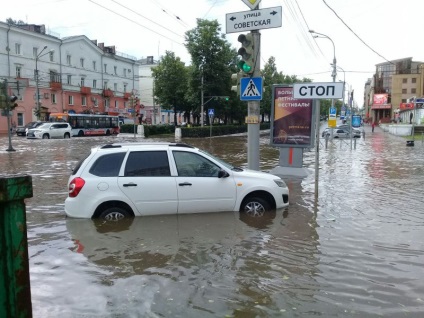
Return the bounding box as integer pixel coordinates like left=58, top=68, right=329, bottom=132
left=373, top=94, right=388, bottom=105
left=270, top=85, right=313, bottom=148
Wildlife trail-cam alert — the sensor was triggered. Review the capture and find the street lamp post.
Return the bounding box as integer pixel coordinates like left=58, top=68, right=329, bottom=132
left=35, top=46, right=52, bottom=120
left=309, top=30, right=337, bottom=137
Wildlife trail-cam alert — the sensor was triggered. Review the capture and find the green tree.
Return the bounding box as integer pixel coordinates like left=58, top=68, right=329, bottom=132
left=6, top=18, right=26, bottom=25
left=152, top=51, right=189, bottom=126
left=185, top=19, right=239, bottom=124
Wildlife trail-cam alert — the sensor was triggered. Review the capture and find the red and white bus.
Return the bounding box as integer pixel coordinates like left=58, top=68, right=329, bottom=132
left=49, top=113, right=120, bottom=137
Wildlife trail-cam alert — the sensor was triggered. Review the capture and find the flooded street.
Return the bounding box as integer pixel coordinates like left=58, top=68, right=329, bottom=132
left=1, top=125, right=424, bottom=317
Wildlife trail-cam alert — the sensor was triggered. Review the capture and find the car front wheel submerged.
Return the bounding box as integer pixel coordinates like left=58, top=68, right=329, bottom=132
left=99, top=207, right=131, bottom=221
left=241, top=197, right=270, bottom=217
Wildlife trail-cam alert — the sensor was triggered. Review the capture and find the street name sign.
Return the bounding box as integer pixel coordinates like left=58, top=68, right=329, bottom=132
left=241, top=0, right=262, bottom=10
left=293, top=82, right=344, bottom=99
left=226, top=6, right=282, bottom=34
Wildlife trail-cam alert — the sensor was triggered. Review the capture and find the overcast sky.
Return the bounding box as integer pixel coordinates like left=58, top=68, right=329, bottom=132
left=2, top=0, right=422, bottom=107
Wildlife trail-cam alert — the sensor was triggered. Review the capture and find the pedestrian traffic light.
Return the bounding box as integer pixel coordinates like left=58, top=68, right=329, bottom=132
left=10, top=95, right=18, bottom=110
left=237, top=33, right=254, bottom=74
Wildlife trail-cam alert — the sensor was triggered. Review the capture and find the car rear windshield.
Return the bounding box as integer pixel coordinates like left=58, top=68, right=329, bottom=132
left=89, top=153, right=126, bottom=177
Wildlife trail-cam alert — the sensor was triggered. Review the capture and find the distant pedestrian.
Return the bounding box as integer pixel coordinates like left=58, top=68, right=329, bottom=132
left=372, top=122, right=375, bottom=133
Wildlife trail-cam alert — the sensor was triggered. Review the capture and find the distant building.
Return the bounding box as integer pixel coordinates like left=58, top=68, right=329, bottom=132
left=367, top=57, right=424, bottom=124
left=0, top=21, right=139, bottom=134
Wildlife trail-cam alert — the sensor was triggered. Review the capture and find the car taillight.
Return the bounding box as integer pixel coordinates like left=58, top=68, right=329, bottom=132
left=68, top=177, right=85, bottom=197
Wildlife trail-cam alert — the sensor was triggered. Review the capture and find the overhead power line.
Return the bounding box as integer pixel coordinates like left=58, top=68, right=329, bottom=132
left=88, top=0, right=184, bottom=46
left=111, top=0, right=185, bottom=39
left=322, top=0, right=394, bottom=64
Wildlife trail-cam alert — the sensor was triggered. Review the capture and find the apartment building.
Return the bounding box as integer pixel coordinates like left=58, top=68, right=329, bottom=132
left=0, top=21, right=139, bottom=134
left=366, top=57, right=424, bottom=124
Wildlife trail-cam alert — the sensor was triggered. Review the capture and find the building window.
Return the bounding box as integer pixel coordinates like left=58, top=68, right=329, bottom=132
left=114, top=83, right=118, bottom=92
left=67, top=55, right=71, bottom=65
left=402, top=89, right=407, bottom=94
left=105, top=99, right=110, bottom=107
left=15, top=43, right=21, bottom=55
left=115, top=100, right=119, bottom=108
left=114, top=66, right=117, bottom=75
left=67, top=75, right=72, bottom=85
left=51, top=94, right=56, bottom=103
left=50, top=71, right=60, bottom=83
left=124, top=84, right=127, bottom=92
left=80, top=58, right=85, bottom=68
left=104, top=64, right=107, bottom=73
left=402, top=78, right=407, bottom=84
left=49, top=51, right=54, bottom=62
left=412, top=78, right=417, bottom=84
left=16, top=66, right=21, bottom=78
left=93, top=61, right=96, bottom=71
left=93, top=79, right=97, bottom=89
left=92, top=97, right=98, bottom=106
left=82, top=96, right=87, bottom=106
left=81, top=77, right=85, bottom=87
left=412, top=88, right=416, bottom=94
left=402, top=99, right=407, bottom=103
left=104, top=81, right=108, bottom=89
left=17, top=113, right=23, bottom=126
left=33, top=47, right=38, bottom=58
left=68, top=95, right=74, bottom=105
left=124, top=69, right=127, bottom=77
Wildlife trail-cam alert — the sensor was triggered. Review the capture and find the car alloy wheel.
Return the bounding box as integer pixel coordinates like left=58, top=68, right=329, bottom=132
left=242, top=197, right=270, bottom=217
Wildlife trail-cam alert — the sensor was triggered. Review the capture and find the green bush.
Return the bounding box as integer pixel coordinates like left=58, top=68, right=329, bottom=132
left=119, top=123, right=270, bottom=138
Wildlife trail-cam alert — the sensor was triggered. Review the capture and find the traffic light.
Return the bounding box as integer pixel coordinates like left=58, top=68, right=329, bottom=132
left=10, top=95, right=18, bottom=110
left=237, top=33, right=254, bottom=74
left=231, top=72, right=246, bottom=96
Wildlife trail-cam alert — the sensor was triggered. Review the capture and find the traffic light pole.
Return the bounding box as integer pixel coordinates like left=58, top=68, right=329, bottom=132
left=247, top=30, right=261, bottom=170
left=1, top=79, right=15, bottom=152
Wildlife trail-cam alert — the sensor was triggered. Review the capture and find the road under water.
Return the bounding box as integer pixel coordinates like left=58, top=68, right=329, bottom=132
left=1, top=124, right=424, bottom=317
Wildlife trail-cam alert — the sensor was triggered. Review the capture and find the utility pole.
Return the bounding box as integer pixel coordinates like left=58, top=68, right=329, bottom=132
left=1, top=79, right=16, bottom=151
left=247, top=30, right=261, bottom=170
left=200, top=72, right=204, bottom=126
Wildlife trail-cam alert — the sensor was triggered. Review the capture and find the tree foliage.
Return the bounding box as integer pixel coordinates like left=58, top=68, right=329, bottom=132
left=152, top=51, right=189, bottom=125
left=185, top=19, right=244, bottom=124
left=6, top=18, right=26, bottom=25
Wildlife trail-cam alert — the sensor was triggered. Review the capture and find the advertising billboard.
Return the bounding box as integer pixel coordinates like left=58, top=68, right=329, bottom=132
left=270, top=85, right=314, bottom=148
left=373, top=94, right=388, bottom=105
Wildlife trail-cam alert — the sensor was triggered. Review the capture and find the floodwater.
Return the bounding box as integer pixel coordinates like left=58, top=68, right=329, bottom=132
left=1, top=125, right=424, bottom=318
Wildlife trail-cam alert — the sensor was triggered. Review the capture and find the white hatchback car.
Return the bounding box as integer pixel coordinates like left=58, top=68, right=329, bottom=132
left=27, top=122, right=72, bottom=139
left=65, top=142, right=289, bottom=220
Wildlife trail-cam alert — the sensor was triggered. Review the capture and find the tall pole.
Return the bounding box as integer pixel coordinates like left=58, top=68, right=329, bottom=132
left=314, top=100, right=320, bottom=200
left=200, top=72, right=204, bottom=126
left=35, top=46, right=48, bottom=120
left=309, top=30, right=337, bottom=136
left=247, top=30, right=261, bottom=170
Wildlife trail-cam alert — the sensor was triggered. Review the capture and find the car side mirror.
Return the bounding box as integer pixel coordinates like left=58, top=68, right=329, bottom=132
left=218, top=170, right=229, bottom=178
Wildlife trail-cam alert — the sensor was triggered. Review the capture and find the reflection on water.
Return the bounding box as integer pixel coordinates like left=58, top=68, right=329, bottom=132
left=1, top=127, right=424, bottom=317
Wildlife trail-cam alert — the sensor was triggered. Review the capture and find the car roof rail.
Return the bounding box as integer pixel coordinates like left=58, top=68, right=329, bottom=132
left=99, top=142, right=195, bottom=149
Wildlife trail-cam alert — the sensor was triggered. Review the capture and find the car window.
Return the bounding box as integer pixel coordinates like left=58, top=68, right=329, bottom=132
left=89, top=153, right=126, bottom=177
left=124, top=151, right=170, bottom=177
left=173, top=151, right=221, bottom=177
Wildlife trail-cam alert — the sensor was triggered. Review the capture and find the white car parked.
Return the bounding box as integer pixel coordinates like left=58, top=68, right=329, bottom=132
left=65, top=142, right=290, bottom=220
left=27, top=122, right=72, bottom=139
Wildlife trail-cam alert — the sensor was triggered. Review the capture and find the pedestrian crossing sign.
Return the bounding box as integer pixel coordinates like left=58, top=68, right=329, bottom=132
left=240, top=77, right=263, bottom=101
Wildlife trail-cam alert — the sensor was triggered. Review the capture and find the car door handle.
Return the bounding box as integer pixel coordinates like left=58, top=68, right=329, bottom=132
left=178, top=182, right=192, bottom=186
left=123, top=183, right=137, bottom=187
